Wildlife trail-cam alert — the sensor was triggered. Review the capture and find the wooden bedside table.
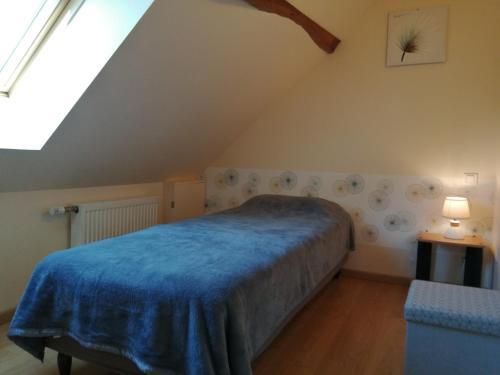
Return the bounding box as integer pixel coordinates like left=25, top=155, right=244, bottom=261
left=416, top=232, right=486, bottom=288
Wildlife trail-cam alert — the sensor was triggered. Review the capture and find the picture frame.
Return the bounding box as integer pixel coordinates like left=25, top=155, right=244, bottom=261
left=387, top=6, right=448, bottom=67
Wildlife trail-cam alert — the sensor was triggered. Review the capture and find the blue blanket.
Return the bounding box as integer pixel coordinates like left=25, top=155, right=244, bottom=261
left=8, top=195, right=354, bottom=374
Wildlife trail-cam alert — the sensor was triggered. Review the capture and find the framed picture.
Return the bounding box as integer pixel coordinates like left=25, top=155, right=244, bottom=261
left=386, top=6, right=448, bottom=67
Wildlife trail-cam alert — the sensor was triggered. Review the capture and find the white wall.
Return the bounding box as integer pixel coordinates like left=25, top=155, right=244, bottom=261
left=215, top=0, right=500, bottom=179
left=0, top=183, right=163, bottom=313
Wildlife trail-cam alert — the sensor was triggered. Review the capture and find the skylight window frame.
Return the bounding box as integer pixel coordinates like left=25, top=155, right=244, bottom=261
left=0, top=0, right=70, bottom=98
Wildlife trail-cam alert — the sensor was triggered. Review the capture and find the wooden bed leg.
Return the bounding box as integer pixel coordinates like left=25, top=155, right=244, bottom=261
left=334, top=270, right=341, bottom=279
left=57, top=353, right=72, bottom=375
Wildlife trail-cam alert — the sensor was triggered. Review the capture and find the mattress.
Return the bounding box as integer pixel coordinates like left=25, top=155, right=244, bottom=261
left=8, top=194, right=354, bottom=375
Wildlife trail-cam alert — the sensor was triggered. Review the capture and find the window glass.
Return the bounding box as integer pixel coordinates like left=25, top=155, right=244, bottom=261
left=0, top=0, right=64, bottom=94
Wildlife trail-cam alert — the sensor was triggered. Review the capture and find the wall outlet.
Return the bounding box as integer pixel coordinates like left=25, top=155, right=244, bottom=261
left=464, top=172, right=478, bottom=186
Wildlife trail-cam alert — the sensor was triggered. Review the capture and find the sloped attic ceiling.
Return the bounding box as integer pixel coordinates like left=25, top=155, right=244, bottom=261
left=0, top=0, right=375, bottom=192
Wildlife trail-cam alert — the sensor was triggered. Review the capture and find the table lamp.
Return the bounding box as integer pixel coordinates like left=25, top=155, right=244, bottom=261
left=442, top=196, right=470, bottom=240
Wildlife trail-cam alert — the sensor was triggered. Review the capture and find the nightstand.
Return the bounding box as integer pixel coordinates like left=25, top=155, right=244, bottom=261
left=416, top=232, right=486, bottom=288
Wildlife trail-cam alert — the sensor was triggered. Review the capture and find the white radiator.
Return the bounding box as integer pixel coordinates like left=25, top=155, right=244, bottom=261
left=70, top=196, right=160, bottom=247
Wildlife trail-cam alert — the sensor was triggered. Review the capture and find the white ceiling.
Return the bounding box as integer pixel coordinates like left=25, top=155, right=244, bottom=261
left=0, top=0, right=375, bottom=192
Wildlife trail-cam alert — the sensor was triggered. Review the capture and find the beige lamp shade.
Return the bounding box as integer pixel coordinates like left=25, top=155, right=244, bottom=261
left=442, top=196, right=470, bottom=219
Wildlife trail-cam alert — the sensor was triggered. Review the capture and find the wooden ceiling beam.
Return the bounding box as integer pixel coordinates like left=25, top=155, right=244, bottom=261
left=244, top=0, right=340, bottom=53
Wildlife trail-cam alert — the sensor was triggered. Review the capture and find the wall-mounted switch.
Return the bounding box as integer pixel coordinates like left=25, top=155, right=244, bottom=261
left=464, top=173, right=478, bottom=186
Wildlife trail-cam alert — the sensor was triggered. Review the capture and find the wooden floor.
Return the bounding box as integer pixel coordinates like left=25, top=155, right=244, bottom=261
left=0, top=276, right=408, bottom=375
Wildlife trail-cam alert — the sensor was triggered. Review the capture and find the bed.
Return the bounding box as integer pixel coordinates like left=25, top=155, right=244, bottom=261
left=8, top=194, right=354, bottom=375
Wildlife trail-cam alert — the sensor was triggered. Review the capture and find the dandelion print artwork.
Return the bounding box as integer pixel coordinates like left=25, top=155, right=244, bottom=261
left=405, top=184, right=425, bottom=203
left=308, top=176, right=322, bottom=190
left=248, top=173, right=261, bottom=187
left=301, top=186, right=319, bottom=198
left=421, top=177, right=443, bottom=199
left=361, top=225, right=379, bottom=243
left=480, top=217, right=493, bottom=232
left=398, top=27, right=420, bottom=62
left=269, top=177, right=283, bottom=193
left=346, top=174, right=365, bottom=195
left=384, top=214, right=402, bottom=232
left=241, top=182, right=258, bottom=200
left=350, top=207, right=364, bottom=223
left=215, top=173, right=225, bottom=190
left=280, top=171, right=297, bottom=191
left=368, top=190, right=390, bottom=211
left=398, top=211, right=417, bottom=232
left=377, top=179, right=394, bottom=194
left=224, top=169, right=239, bottom=186
left=205, top=196, right=221, bottom=212
left=387, top=6, right=448, bottom=67
left=466, top=220, right=486, bottom=236
left=332, top=180, right=348, bottom=197
left=426, top=213, right=444, bottom=230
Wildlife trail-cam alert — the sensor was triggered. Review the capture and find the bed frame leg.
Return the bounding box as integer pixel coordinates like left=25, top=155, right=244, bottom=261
left=334, top=270, right=341, bottom=279
left=57, top=353, right=72, bottom=375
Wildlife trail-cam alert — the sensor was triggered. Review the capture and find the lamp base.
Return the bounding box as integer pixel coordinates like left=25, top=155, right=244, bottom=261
left=443, top=226, right=464, bottom=240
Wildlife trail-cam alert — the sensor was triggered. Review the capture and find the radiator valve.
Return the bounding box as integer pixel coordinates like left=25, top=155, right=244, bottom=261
left=48, top=206, right=79, bottom=216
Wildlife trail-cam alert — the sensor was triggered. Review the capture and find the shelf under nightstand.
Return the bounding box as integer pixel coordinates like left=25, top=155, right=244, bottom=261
left=416, top=232, right=486, bottom=288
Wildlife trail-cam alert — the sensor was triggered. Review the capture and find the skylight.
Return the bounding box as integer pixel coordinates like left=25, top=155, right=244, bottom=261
left=0, top=0, right=154, bottom=150
left=0, top=0, right=68, bottom=96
